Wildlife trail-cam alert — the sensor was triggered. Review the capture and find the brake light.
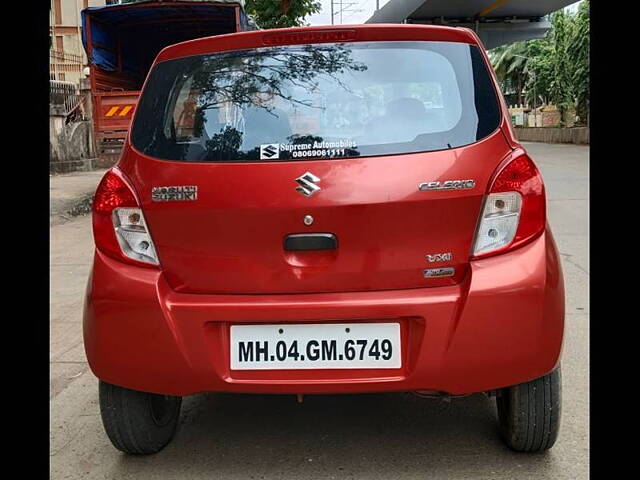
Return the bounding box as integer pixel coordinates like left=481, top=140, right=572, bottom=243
left=263, top=29, right=357, bottom=46
left=472, top=152, right=545, bottom=259
left=92, top=169, right=159, bottom=267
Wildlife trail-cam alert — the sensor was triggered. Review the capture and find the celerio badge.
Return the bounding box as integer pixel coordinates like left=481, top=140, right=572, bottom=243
left=418, top=179, right=475, bottom=191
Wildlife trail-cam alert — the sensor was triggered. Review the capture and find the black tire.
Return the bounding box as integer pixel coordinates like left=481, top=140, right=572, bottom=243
left=99, top=380, right=182, bottom=455
left=496, top=366, right=561, bottom=452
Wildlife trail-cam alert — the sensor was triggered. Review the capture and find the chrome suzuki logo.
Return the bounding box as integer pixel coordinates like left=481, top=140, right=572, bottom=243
left=295, top=172, right=321, bottom=197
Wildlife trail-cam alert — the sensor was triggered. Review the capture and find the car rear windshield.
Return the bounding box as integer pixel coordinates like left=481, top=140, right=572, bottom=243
left=131, top=41, right=501, bottom=162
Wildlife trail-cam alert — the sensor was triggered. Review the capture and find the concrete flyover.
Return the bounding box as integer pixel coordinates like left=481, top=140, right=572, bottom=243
left=366, top=0, right=578, bottom=49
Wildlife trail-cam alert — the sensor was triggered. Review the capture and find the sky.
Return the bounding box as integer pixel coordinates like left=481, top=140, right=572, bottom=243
left=306, top=0, right=583, bottom=26
left=307, top=0, right=392, bottom=26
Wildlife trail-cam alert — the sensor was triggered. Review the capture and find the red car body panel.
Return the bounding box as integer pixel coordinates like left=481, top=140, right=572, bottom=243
left=84, top=230, right=563, bottom=396
left=83, top=24, right=564, bottom=396
left=120, top=128, right=511, bottom=294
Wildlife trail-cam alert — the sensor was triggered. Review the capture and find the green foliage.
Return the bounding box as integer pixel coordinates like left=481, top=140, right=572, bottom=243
left=246, top=0, right=322, bottom=29
left=523, top=39, right=554, bottom=106
left=550, top=9, right=573, bottom=121
left=569, top=0, right=590, bottom=124
left=489, top=42, right=529, bottom=105
left=489, top=0, right=589, bottom=125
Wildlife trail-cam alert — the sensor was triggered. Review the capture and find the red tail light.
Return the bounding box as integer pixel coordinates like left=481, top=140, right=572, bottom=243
left=472, top=151, right=546, bottom=259
left=92, top=168, right=159, bottom=268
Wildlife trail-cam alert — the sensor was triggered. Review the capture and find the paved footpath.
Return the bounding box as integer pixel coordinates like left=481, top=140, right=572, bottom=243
left=50, top=142, right=588, bottom=479
left=50, top=169, right=106, bottom=226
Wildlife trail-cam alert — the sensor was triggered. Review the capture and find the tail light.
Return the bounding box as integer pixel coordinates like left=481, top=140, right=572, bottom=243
left=472, top=151, right=545, bottom=259
left=92, top=168, right=159, bottom=267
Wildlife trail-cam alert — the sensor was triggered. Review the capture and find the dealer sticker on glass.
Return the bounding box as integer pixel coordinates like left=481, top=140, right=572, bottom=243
left=230, top=322, right=401, bottom=370
left=259, top=140, right=358, bottom=160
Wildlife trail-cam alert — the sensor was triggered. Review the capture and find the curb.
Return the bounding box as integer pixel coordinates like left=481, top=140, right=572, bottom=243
left=67, top=193, right=94, bottom=217
left=50, top=192, right=94, bottom=226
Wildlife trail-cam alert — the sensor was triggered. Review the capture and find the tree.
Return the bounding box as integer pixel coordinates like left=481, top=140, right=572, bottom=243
left=549, top=9, right=573, bottom=125
left=190, top=44, right=366, bottom=114
left=568, top=0, right=590, bottom=125
left=523, top=39, right=554, bottom=107
left=489, top=1, right=589, bottom=126
left=171, top=44, right=367, bottom=161
left=489, top=42, right=529, bottom=105
left=246, top=0, right=322, bottom=29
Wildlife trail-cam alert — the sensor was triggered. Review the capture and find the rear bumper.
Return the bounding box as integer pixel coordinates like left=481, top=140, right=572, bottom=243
left=83, top=229, right=564, bottom=396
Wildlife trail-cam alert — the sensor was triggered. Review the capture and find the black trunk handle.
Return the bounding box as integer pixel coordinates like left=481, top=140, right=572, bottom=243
left=284, top=233, right=337, bottom=251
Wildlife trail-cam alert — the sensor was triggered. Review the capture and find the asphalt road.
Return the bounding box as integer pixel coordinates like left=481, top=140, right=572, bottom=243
left=50, top=142, right=589, bottom=479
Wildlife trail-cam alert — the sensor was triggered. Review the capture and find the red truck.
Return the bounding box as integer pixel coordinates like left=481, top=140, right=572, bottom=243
left=81, top=0, right=256, bottom=166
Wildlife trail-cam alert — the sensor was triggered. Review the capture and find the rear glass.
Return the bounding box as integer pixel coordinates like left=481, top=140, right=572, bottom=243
left=131, top=41, right=501, bottom=162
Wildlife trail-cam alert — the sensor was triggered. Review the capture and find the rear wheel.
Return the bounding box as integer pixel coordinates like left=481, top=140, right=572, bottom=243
left=496, top=367, right=561, bottom=452
left=99, top=380, right=182, bottom=455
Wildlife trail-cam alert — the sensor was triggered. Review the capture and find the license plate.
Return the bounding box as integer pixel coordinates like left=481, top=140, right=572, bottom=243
left=230, top=323, right=401, bottom=370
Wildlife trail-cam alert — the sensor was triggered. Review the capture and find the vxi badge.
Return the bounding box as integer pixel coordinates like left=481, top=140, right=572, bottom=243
left=418, top=179, right=475, bottom=191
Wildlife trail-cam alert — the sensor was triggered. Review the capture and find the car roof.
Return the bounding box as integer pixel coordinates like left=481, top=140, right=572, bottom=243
left=155, top=24, right=482, bottom=64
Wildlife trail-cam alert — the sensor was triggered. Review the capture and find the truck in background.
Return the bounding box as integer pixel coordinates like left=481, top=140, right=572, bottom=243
left=81, top=0, right=257, bottom=166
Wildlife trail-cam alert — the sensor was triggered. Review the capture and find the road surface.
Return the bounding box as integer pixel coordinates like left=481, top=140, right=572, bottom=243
left=50, top=142, right=588, bottom=479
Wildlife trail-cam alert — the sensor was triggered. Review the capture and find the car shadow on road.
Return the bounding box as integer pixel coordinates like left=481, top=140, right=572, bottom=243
left=112, top=392, right=560, bottom=478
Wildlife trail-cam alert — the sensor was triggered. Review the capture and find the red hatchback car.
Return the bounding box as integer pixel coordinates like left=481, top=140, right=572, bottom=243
left=84, top=24, right=564, bottom=455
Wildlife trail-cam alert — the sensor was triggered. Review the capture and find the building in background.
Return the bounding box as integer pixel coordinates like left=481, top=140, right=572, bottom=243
left=50, top=0, right=107, bottom=83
